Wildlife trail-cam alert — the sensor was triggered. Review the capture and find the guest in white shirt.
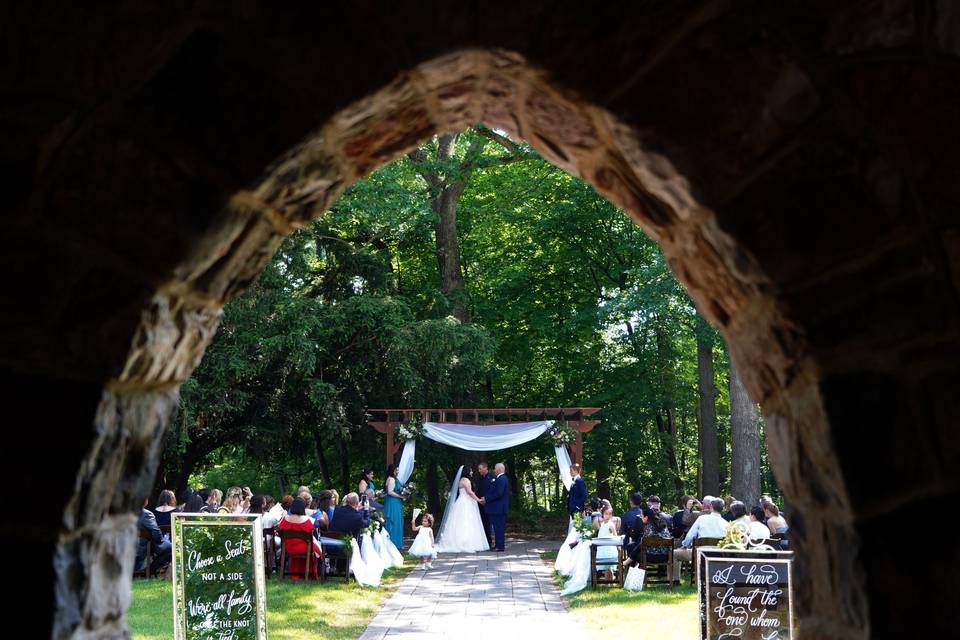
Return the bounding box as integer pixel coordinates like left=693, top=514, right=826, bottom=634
left=748, top=506, right=772, bottom=540
left=674, top=498, right=728, bottom=564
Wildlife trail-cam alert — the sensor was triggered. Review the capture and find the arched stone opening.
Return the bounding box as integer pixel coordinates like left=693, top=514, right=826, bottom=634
left=4, top=4, right=958, bottom=638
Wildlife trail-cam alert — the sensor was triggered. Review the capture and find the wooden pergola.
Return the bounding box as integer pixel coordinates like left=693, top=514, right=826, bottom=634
left=366, top=407, right=601, bottom=469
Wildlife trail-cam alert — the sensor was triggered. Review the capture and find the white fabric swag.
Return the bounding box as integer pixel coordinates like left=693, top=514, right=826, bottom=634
left=394, top=420, right=574, bottom=496
left=422, top=420, right=553, bottom=450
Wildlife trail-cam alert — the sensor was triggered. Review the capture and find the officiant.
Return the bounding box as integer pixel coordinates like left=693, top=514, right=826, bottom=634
left=476, top=462, right=494, bottom=549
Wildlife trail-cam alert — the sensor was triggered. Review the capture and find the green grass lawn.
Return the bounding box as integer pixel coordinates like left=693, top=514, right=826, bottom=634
left=129, top=566, right=411, bottom=640
left=541, top=550, right=699, bottom=638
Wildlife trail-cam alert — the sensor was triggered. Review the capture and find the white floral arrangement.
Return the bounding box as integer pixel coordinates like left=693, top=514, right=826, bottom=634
left=547, top=420, right=577, bottom=446
left=396, top=416, right=425, bottom=442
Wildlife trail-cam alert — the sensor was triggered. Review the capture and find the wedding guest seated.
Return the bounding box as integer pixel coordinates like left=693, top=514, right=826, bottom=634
left=278, top=497, right=321, bottom=579
left=328, top=492, right=371, bottom=543
left=620, top=492, right=644, bottom=557
left=764, top=501, right=788, bottom=535
left=219, top=492, right=242, bottom=514
left=672, top=495, right=696, bottom=539
left=260, top=495, right=281, bottom=529
left=152, top=490, right=177, bottom=528
left=626, top=505, right=672, bottom=569
left=241, top=487, right=253, bottom=513
left=748, top=506, right=771, bottom=540
left=280, top=494, right=294, bottom=513
left=299, top=491, right=314, bottom=517
left=721, top=495, right=736, bottom=521
left=177, top=488, right=194, bottom=511
left=358, top=469, right=384, bottom=511
left=316, top=490, right=336, bottom=527
left=202, top=489, right=222, bottom=513
left=674, top=498, right=728, bottom=564
left=136, top=497, right=171, bottom=574
left=183, top=494, right=205, bottom=513
left=646, top=495, right=673, bottom=531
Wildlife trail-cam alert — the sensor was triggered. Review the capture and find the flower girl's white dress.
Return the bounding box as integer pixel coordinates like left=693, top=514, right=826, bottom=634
left=407, top=526, right=437, bottom=560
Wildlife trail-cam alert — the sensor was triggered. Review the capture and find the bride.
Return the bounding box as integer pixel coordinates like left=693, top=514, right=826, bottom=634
left=436, top=465, right=491, bottom=553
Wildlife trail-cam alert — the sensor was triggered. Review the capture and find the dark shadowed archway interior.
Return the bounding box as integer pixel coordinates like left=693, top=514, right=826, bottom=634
left=3, top=4, right=959, bottom=638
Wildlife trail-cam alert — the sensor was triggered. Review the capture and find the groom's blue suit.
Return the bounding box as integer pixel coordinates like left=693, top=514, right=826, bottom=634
left=484, top=473, right=510, bottom=551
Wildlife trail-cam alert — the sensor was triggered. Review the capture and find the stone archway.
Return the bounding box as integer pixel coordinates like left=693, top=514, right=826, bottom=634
left=4, top=4, right=958, bottom=638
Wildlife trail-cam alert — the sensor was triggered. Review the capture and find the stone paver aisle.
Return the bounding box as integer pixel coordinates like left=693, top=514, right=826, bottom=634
left=359, top=540, right=580, bottom=639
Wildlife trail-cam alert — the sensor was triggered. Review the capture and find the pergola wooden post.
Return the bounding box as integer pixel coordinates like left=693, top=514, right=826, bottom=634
left=366, top=407, right=601, bottom=470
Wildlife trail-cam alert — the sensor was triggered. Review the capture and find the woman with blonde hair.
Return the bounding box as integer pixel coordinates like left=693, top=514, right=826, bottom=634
left=203, top=489, right=222, bottom=513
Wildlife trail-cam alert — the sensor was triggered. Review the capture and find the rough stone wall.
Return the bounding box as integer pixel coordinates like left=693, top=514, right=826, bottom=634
left=1, top=2, right=958, bottom=637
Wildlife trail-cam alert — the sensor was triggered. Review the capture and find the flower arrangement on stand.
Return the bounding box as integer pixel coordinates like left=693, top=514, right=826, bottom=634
left=396, top=416, right=425, bottom=442
left=717, top=520, right=776, bottom=551
left=547, top=420, right=577, bottom=446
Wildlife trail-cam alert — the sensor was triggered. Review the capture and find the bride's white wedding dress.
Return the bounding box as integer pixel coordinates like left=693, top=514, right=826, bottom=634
left=437, top=478, right=490, bottom=554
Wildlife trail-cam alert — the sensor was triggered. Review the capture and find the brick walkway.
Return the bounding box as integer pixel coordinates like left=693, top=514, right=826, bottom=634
left=359, top=540, right=580, bottom=639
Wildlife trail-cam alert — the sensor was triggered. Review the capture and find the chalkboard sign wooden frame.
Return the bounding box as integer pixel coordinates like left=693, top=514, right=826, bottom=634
left=171, top=513, right=268, bottom=640
left=698, top=548, right=795, bottom=640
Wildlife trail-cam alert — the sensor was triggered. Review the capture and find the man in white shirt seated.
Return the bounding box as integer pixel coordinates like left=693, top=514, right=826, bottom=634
left=674, top=497, right=728, bottom=566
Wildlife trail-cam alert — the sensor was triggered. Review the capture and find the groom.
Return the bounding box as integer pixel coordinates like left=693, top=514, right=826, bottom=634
left=481, top=462, right=509, bottom=552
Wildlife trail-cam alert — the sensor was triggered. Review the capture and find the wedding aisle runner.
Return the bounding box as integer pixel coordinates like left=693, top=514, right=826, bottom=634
left=359, top=540, right=582, bottom=639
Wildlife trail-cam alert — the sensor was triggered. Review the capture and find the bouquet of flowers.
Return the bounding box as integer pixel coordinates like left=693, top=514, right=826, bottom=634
left=362, top=512, right=385, bottom=536
left=396, top=416, right=425, bottom=442
left=572, top=514, right=596, bottom=543
left=547, top=420, right=577, bottom=446
left=401, top=482, right=417, bottom=499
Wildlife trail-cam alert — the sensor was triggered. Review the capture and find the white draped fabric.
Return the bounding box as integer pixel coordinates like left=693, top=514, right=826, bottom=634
left=422, top=420, right=553, bottom=450
left=554, top=445, right=573, bottom=490
left=397, top=440, right=416, bottom=484
left=554, top=524, right=579, bottom=576
left=560, top=539, right=593, bottom=595
left=359, top=533, right=384, bottom=586
left=380, top=530, right=405, bottom=567
left=372, top=530, right=392, bottom=567
left=349, top=539, right=378, bottom=587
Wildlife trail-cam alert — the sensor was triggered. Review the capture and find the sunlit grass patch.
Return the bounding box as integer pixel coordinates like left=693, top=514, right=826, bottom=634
left=543, top=551, right=698, bottom=638
left=129, top=566, right=411, bottom=640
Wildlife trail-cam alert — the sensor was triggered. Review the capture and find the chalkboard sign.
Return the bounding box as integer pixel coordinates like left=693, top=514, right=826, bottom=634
left=698, top=548, right=794, bottom=640
left=171, top=513, right=268, bottom=640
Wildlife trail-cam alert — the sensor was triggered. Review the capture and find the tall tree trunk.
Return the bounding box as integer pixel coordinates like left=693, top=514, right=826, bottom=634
left=652, top=324, right=685, bottom=500
left=696, top=314, right=721, bottom=496
left=730, top=360, right=761, bottom=507
left=337, top=437, right=350, bottom=495
left=429, top=134, right=472, bottom=322
left=312, top=429, right=333, bottom=487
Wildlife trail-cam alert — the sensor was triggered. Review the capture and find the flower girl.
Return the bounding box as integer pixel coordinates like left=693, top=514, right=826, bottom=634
left=408, top=511, right=438, bottom=569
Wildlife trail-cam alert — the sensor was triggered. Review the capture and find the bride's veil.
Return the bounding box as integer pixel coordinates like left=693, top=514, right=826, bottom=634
left=436, top=464, right=464, bottom=545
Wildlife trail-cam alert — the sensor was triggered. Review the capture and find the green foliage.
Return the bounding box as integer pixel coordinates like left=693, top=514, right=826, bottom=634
left=161, top=126, right=773, bottom=515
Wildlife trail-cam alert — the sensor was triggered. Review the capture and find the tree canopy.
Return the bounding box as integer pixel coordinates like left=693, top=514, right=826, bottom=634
left=158, top=126, right=779, bottom=517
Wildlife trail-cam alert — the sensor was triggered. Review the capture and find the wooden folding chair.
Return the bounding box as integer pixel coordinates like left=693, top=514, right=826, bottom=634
left=278, top=529, right=320, bottom=581
left=687, top=536, right=722, bottom=586
left=590, top=541, right=625, bottom=588
left=639, top=536, right=675, bottom=590
left=135, top=529, right=153, bottom=578
left=262, top=527, right=277, bottom=577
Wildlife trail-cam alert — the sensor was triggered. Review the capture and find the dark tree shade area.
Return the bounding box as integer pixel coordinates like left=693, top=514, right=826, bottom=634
left=156, top=128, right=776, bottom=517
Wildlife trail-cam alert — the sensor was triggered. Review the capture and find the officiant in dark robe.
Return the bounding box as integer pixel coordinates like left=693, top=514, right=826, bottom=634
left=476, top=462, right=494, bottom=549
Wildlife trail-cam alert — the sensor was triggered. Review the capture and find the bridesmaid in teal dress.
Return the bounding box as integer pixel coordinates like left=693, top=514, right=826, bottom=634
left=383, top=463, right=406, bottom=549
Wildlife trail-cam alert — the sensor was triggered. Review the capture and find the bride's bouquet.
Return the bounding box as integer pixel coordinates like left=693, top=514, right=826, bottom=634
left=572, top=515, right=596, bottom=543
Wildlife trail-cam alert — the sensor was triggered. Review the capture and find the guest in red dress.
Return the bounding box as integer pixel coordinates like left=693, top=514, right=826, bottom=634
left=279, top=497, right=321, bottom=579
